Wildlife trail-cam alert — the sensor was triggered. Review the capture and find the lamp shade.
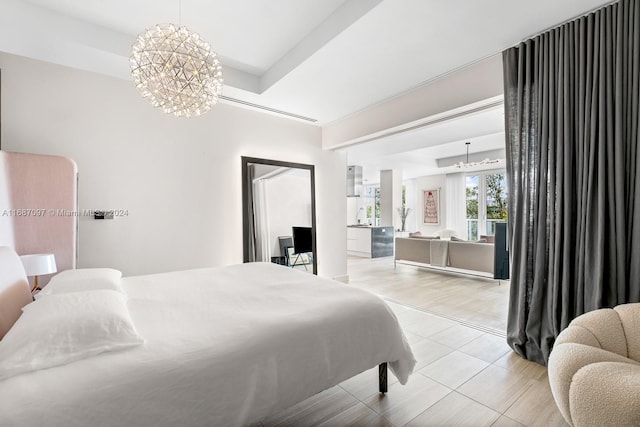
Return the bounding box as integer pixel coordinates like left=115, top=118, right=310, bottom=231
left=19, top=254, right=57, bottom=276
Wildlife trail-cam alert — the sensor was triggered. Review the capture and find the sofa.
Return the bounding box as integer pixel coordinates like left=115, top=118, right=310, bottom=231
left=394, top=236, right=494, bottom=276
left=548, top=303, right=640, bottom=427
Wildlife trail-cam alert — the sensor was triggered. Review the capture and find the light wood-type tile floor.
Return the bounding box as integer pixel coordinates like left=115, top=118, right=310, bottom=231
left=347, top=256, right=510, bottom=334
left=259, top=257, right=568, bottom=427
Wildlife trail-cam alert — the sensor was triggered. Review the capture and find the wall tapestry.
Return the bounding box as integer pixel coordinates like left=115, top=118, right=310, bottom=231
left=423, top=188, right=440, bottom=225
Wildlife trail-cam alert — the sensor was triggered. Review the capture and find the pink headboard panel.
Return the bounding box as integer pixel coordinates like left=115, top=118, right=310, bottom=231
left=0, top=246, right=32, bottom=339
left=0, top=151, right=78, bottom=285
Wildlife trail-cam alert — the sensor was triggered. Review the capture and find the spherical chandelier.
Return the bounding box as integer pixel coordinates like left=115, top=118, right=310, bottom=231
left=130, top=23, right=223, bottom=118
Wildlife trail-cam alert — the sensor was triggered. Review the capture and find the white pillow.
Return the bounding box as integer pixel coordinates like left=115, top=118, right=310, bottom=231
left=0, top=290, right=144, bottom=380
left=39, top=268, right=123, bottom=296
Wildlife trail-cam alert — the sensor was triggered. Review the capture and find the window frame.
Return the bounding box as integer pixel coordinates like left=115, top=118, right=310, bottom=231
left=465, top=169, right=507, bottom=239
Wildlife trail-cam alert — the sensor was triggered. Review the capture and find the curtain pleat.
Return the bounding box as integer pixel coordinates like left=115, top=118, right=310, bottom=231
left=503, top=0, right=640, bottom=364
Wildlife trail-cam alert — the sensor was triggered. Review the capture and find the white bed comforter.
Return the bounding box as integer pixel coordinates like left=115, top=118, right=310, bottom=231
left=0, top=262, right=415, bottom=427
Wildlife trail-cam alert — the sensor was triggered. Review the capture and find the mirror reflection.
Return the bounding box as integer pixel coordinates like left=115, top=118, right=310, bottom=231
left=242, top=157, right=317, bottom=274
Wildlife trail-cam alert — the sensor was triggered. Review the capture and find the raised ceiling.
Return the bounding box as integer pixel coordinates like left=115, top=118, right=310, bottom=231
left=0, top=0, right=614, bottom=179
left=1, top=0, right=612, bottom=125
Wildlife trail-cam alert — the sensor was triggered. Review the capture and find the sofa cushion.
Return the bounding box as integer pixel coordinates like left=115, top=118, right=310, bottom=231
left=395, top=237, right=493, bottom=276
left=394, top=237, right=430, bottom=264
left=448, top=241, right=494, bottom=274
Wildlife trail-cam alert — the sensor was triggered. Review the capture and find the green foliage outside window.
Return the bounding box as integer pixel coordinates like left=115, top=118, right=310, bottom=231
left=466, top=172, right=508, bottom=239
left=486, top=173, right=508, bottom=220
left=374, top=187, right=381, bottom=223
left=466, top=185, right=478, bottom=219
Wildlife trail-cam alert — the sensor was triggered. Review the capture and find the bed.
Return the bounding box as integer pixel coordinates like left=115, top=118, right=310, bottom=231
left=0, top=246, right=415, bottom=426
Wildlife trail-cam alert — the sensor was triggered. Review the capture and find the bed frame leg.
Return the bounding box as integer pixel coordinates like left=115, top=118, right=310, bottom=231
left=379, top=363, right=388, bottom=394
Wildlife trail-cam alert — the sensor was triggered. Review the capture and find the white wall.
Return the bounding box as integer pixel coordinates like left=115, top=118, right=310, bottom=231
left=346, top=197, right=357, bottom=225
left=0, top=154, right=15, bottom=247
left=403, top=178, right=417, bottom=232
left=379, top=170, right=393, bottom=227
left=346, top=196, right=370, bottom=225
left=412, top=174, right=447, bottom=236
left=380, top=169, right=402, bottom=228
left=0, top=53, right=347, bottom=279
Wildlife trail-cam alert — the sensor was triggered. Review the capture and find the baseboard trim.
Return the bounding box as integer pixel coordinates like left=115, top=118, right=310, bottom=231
left=333, top=274, right=349, bottom=283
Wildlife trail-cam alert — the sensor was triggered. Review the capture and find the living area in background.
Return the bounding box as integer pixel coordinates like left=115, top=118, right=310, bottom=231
left=343, top=110, right=511, bottom=333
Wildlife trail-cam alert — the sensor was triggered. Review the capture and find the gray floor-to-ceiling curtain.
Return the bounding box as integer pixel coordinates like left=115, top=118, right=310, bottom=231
left=503, top=0, right=640, bottom=364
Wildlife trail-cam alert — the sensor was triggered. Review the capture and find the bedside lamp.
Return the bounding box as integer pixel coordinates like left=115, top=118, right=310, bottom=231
left=19, top=253, right=57, bottom=293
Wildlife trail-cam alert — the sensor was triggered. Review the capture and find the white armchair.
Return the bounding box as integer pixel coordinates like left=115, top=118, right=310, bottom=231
left=548, top=303, right=640, bottom=427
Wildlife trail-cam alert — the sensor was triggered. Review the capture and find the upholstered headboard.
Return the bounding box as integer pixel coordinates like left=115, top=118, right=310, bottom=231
left=0, top=246, right=31, bottom=339
left=0, top=150, right=78, bottom=286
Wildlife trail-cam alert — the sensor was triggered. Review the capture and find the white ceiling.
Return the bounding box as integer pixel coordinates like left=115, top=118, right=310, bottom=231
left=19, top=0, right=349, bottom=76
left=0, top=0, right=614, bottom=178
left=342, top=103, right=507, bottom=183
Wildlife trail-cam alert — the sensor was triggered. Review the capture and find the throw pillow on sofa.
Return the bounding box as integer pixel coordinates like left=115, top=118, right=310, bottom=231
left=479, top=234, right=495, bottom=243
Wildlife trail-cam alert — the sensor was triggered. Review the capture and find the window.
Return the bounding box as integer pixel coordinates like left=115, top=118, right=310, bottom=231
left=466, top=176, right=479, bottom=239
left=466, top=172, right=508, bottom=239
left=363, top=186, right=381, bottom=226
